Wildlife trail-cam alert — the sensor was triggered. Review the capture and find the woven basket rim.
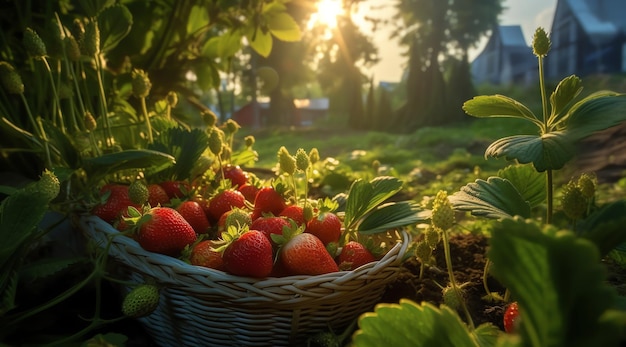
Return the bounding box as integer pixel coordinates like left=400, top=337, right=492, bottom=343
left=77, top=213, right=411, bottom=287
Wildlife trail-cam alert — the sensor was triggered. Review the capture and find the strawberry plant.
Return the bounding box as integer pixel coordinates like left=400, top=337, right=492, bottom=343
left=352, top=27, right=626, bottom=347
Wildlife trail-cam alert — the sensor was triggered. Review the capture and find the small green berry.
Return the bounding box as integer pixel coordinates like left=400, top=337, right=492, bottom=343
left=532, top=27, right=551, bottom=57
left=71, top=18, right=85, bottom=44
left=129, top=181, right=149, bottom=205
left=442, top=284, right=465, bottom=311
left=166, top=91, right=178, bottom=108
left=244, top=135, right=255, bottom=148
left=82, top=21, right=100, bottom=56
left=295, top=148, right=310, bottom=172
left=0, top=62, right=24, bottom=94
left=223, top=208, right=252, bottom=230
left=278, top=146, right=296, bottom=175
left=37, top=169, right=60, bottom=201
left=23, top=28, right=47, bottom=58
left=577, top=173, right=596, bottom=199
left=309, top=148, right=320, bottom=165
left=202, top=111, right=217, bottom=127
left=424, top=227, right=440, bottom=249
left=415, top=241, right=432, bottom=264
left=431, top=190, right=455, bottom=231
left=225, top=119, right=240, bottom=135
left=64, top=36, right=81, bottom=62
left=122, top=284, right=160, bottom=318
left=561, top=180, right=587, bottom=220
left=208, top=127, right=224, bottom=156
left=372, top=159, right=381, bottom=174
left=131, top=69, right=151, bottom=98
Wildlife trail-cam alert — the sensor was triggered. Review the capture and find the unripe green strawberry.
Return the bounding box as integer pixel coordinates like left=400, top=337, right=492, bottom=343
left=129, top=181, right=149, bottom=205
left=208, top=127, right=224, bottom=156
left=122, top=284, right=159, bottom=318
left=561, top=181, right=587, bottom=220
left=431, top=190, right=455, bottom=230
left=84, top=111, right=97, bottom=132
left=309, top=148, right=320, bottom=165
left=64, top=36, right=81, bottom=62
left=577, top=173, right=596, bottom=199
left=303, top=204, right=314, bottom=222
left=295, top=148, right=310, bottom=172
left=414, top=241, right=432, bottom=264
left=37, top=169, right=60, bottom=201
left=222, top=208, right=252, bottom=231
left=71, top=18, right=85, bottom=44
left=532, top=27, right=551, bottom=57
left=372, top=159, right=381, bottom=174
left=23, top=28, right=47, bottom=58
left=202, top=110, right=217, bottom=127
left=424, top=227, right=440, bottom=249
left=225, top=119, right=240, bottom=135
left=166, top=91, right=178, bottom=108
left=0, top=62, right=24, bottom=94
left=82, top=20, right=100, bottom=56
left=278, top=146, right=296, bottom=175
left=442, top=285, right=465, bottom=311
left=131, top=69, right=151, bottom=98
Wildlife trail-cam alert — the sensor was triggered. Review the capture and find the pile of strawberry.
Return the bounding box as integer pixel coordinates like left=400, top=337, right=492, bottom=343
left=91, top=164, right=380, bottom=278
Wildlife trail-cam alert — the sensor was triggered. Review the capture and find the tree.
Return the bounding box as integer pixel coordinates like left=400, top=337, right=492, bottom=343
left=392, top=0, right=503, bottom=131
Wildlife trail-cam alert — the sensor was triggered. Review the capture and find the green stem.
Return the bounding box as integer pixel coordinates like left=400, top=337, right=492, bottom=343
left=441, top=228, right=474, bottom=330
left=93, top=53, right=113, bottom=148
left=482, top=258, right=493, bottom=297
left=140, top=96, right=153, bottom=143
left=537, top=54, right=553, bottom=224
left=19, top=93, right=52, bottom=168
left=41, top=57, right=65, bottom=133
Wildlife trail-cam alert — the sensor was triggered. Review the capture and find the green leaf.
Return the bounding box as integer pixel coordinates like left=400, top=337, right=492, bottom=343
left=489, top=218, right=625, bottom=347
left=497, top=165, right=546, bottom=207
left=19, top=257, right=87, bottom=282
left=344, top=176, right=404, bottom=229
left=485, top=132, right=575, bottom=172
left=575, top=200, right=626, bottom=257
left=547, top=75, right=583, bottom=128
left=564, top=92, right=626, bottom=141
left=82, top=149, right=175, bottom=183
left=246, top=27, right=273, bottom=58
left=196, top=63, right=221, bottom=90
left=449, top=177, right=530, bottom=219
left=357, top=202, right=429, bottom=235
left=353, top=299, right=497, bottom=347
left=0, top=267, right=18, bottom=315
left=74, top=0, right=115, bottom=17
left=98, top=4, right=133, bottom=52
left=266, top=12, right=302, bottom=42
left=462, top=95, right=540, bottom=126
left=186, top=4, right=209, bottom=35
left=147, top=127, right=209, bottom=181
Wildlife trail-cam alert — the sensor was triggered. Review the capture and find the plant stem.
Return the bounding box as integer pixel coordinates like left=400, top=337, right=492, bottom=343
left=140, top=96, right=153, bottom=143
left=41, top=57, right=65, bottom=133
left=537, top=54, right=553, bottom=224
left=93, top=53, right=113, bottom=148
left=441, top=228, right=474, bottom=330
left=20, top=93, right=52, bottom=168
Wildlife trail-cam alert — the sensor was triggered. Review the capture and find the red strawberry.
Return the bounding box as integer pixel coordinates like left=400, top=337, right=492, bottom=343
left=136, top=207, right=197, bottom=256
left=160, top=180, right=191, bottom=199
left=503, top=301, right=520, bottom=333
left=220, top=164, right=248, bottom=188
left=250, top=216, right=292, bottom=243
left=190, top=240, right=225, bottom=271
left=278, top=233, right=339, bottom=276
left=251, top=186, right=286, bottom=220
left=221, top=229, right=273, bottom=278
left=279, top=205, right=305, bottom=226
left=238, top=183, right=259, bottom=203
left=148, top=184, right=170, bottom=207
left=337, top=241, right=376, bottom=270
left=176, top=200, right=211, bottom=234
left=306, top=211, right=342, bottom=245
left=208, top=190, right=246, bottom=222
left=92, top=184, right=140, bottom=224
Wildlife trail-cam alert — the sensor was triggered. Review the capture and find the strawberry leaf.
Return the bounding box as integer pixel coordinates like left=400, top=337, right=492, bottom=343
left=497, top=165, right=546, bottom=208
left=564, top=92, right=626, bottom=141
left=488, top=218, right=626, bottom=347
left=450, top=177, right=531, bottom=219
left=353, top=299, right=499, bottom=347
left=98, top=4, right=132, bottom=53
left=462, top=94, right=541, bottom=127
left=344, top=176, right=403, bottom=230
left=357, top=201, right=428, bottom=235
left=547, top=75, right=583, bottom=129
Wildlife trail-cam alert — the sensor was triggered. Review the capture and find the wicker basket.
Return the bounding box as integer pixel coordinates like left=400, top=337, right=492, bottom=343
left=77, top=214, right=411, bottom=347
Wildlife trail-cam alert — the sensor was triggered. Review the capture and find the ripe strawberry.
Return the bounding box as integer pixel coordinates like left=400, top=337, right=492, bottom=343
left=160, top=180, right=191, bottom=199
left=208, top=189, right=247, bottom=222
left=221, top=229, right=273, bottom=278
left=220, top=164, right=248, bottom=188
left=503, top=301, right=520, bottom=333
left=277, top=232, right=339, bottom=276
left=306, top=211, right=342, bottom=245
left=148, top=184, right=170, bottom=207
left=92, top=184, right=140, bottom=224
left=337, top=241, right=376, bottom=270
left=251, top=186, right=286, bottom=220
left=189, top=240, right=225, bottom=271
left=122, top=284, right=160, bottom=318
left=279, top=205, right=305, bottom=226
left=238, top=183, right=259, bottom=203
left=176, top=200, right=211, bottom=234
left=250, top=216, right=292, bottom=243
left=136, top=207, right=197, bottom=256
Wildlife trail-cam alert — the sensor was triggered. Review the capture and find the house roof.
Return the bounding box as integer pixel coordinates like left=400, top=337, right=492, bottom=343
left=560, top=0, right=626, bottom=45
left=498, top=25, right=528, bottom=47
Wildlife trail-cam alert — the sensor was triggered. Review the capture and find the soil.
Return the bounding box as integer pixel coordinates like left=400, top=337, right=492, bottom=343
left=380, top=232, right=508, bottom=330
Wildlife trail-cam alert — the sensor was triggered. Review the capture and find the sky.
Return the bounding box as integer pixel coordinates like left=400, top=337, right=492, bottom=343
left=358, top=0, right=558, bottom=83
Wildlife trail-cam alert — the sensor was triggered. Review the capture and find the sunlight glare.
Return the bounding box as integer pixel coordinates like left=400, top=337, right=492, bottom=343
left=309, top=0, right=343, bottom=29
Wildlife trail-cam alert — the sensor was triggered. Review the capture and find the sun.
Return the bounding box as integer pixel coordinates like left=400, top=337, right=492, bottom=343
left=309, top=0, right=343, bottom=29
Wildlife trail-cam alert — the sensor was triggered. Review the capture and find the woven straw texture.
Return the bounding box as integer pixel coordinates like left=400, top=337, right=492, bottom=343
left=78, top=214, right=411, bottom=347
